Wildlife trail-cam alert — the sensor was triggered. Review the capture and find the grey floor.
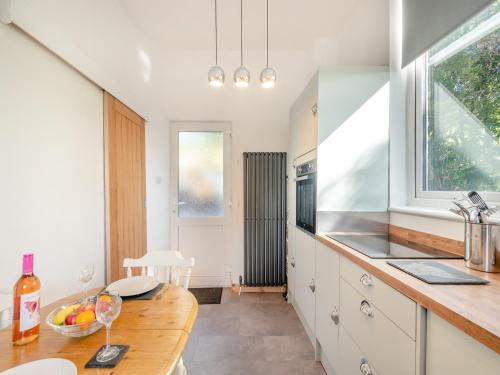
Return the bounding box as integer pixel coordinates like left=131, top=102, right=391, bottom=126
left=183, top=289, right=326, bottom=375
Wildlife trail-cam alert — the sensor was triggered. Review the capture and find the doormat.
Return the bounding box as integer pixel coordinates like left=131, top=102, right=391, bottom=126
left=188, top=287, right=223, bottom=304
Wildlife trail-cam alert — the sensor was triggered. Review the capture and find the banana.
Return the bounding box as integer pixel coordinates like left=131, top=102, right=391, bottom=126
left=53, top=304, right=80, bottom=325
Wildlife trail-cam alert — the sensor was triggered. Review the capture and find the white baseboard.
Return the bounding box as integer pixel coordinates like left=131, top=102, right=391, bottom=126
left=188, top=275, right=230, bottom=288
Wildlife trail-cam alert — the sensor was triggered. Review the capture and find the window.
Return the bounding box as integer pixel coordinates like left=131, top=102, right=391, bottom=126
left=178, top=131, right=224, bottom=217
left=415, top=1, right=500, bottom=201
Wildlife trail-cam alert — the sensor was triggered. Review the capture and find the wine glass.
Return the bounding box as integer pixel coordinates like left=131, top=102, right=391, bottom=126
left=95, top=291, right=122, bottom=362
left=78, top=264, right=95, bottom=298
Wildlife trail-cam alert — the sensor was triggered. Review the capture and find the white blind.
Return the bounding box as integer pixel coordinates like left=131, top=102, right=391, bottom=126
left=402, top=0, right=494, bottom=67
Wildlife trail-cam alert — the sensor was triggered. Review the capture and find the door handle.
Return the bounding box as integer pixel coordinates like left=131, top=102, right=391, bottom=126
left=360, top=358, right=373, bottom=375
left=330, top=307, right=339, bottom=325
left=360, top=300, right=374, bottom=318
left=360, top=273, right=373, bottom=287
left=309, top=279, right=315, bottom=293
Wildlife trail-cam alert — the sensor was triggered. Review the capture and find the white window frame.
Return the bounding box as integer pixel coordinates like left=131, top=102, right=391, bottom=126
left=411, top=47, right=500, bottom=206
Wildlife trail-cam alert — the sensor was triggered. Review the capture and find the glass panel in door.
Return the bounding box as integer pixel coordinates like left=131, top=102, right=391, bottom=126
left=178, top=131, right=224, bottom=218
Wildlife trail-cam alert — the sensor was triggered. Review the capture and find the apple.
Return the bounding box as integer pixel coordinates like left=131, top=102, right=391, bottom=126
left=65, top=312, right=77, bottom=325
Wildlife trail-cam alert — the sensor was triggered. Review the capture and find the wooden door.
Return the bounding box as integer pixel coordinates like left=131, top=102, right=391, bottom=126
left=104, top=92, right=147, bottom=283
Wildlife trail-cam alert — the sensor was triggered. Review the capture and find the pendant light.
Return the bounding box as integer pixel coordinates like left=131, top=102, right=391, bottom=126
left=260, top=0, right=276, bottom=88
left=234, top=0, right=250, bottom=87
left=208, top=0, right=225, bottom=87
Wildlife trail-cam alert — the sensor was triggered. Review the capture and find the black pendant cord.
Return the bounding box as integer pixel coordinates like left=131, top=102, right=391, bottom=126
left=240, top=0, right=243, bottom=66
left=215, top=0, right=218, bottom=65
left=266, top=0, right=269, bottom=68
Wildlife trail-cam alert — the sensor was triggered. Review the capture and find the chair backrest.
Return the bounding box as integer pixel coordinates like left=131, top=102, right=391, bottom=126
left=122, top=251, right=195, bottom=289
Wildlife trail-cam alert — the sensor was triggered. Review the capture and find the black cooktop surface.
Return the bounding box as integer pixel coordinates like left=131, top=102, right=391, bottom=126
left=326, top=234, right=462, bottom=259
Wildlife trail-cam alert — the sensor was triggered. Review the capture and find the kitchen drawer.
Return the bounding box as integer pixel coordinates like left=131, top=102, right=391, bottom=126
left=340, top=257, right=416, bottom=339
left=315, top=241, right=340, bottom=371
left=339, top=325, right=380, bottom=375
left=340, top=279, right=416, bottom=375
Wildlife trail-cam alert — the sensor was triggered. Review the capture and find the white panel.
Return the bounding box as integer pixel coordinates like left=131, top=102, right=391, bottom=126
left=339, top=326, right=380, bottom=375
left=317, top=66, right=390, bottom=212
left=286, top=224, right=297, bottom=300
left=178, top=225, right=225, bottom=284
left=340, top=257, right=417, bottom=339
left=293, top=228, right=316, bottom=341
left=426, top=312, right=500, bottom=375
left=340, top=279, right=416, bottom=375
left=0, top=23, right=104, bottom=305
left=289, top=73, right=318, bottom=161
left=315, top=242, right=340, bottom=372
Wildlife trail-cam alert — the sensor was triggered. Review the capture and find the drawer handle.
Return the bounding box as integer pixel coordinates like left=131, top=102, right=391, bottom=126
left=330, top=307, right=339, bottom=325
left=360, top=358, right=373, bottom=375
left=309, top=279, right=315, bottom=293
left=360, top=300, right=374, bottom=318
left=360, top=273, right=373, bottom=287
left=291, top=258, right=296, bottom=268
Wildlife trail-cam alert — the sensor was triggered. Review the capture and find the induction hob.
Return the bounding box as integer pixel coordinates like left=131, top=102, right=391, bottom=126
left=326, top=233, right=462, bottom=259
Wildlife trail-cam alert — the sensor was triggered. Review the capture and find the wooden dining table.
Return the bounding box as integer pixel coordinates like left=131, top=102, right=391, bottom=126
left=0, top=285, right=198, bottom=374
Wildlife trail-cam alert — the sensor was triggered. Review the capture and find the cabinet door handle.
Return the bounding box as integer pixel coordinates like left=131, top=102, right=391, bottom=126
left=309, top=279, right=315, bottom=293
left=360, top=273, right=373, bottom=287
left=360, top=358, right=373, bottom=375
left=330, top=307, right=339, bottom=325
left=291, top=259, right=296, bottom=268
left=360, top=300, right=374, bottom=318
left=311, top=103, right=318, bottom=115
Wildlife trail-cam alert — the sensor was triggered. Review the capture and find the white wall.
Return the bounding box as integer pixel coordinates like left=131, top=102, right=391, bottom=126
left=2, top=0, right=390, bottom=284
left=0, top=23, right=105, bottom=304
left=388, top=0, right=464, bottom=240
left=317, top=66, right=390, bottom=212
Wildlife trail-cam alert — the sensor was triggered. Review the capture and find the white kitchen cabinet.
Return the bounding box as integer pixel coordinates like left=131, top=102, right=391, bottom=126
left=340, top=257, right=416, bottom=339
left=286, top=224, right=296, bottom=302
left=293, top=227, right=316, bottom=343
left=288, top=73, right=318, bottom=226
left=426, top=312, right=500, bottom=375
left=315, top=241, right=340, bottom=373
left=340, top=278, right=416, bottom=375
left=339, top=325, right=380, bottom=375
left=289, top=73, right=318, bottom=163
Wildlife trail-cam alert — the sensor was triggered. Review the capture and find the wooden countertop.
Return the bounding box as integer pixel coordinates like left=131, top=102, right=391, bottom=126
left=0, top=284, right=198, bottom=374
left=316, top=233, right=500, bottom=354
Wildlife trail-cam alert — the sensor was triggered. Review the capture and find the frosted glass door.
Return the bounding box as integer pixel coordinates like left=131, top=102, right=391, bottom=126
left=178, top=132, right=224, bottom=218
left=170, top=121, right=231, bottom=287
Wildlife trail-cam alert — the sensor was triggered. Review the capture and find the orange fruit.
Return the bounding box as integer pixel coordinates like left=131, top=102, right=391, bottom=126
left=75, top=310, right=96, bottom=325
left=99, top=295, right=112, bottom=303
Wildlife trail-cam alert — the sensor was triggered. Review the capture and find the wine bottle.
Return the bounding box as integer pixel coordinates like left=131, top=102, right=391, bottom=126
left=12, top=253, right=41, bottom=345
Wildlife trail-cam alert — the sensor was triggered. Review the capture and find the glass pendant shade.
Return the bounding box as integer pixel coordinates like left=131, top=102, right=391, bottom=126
left=233, top=66, right=250, bottom=87
left=260, top=67, right=276, bottom=88
left=208, top=65, right=225, bottom=87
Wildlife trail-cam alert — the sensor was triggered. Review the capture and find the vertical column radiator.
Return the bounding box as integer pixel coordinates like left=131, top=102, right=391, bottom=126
left=243, top=152, right=287, bottom=286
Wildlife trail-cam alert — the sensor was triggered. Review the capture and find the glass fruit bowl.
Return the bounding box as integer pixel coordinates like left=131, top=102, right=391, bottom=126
left=45, top=295, right=103, bottom=337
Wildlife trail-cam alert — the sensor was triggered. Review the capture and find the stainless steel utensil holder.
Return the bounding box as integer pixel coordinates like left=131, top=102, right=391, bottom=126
left=464, top=222, right=500, bottom=273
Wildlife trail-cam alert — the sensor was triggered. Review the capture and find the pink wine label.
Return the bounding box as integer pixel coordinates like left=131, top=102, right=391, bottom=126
left=20, top=290, right=40, bottom=331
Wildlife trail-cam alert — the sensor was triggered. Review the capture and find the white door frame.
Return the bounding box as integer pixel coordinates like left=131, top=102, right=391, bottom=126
left=169, top=121, right=232, bottom=286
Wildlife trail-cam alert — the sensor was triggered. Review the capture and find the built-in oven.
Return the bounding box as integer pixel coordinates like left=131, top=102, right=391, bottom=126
left=295, top=160, right=316, bottom=235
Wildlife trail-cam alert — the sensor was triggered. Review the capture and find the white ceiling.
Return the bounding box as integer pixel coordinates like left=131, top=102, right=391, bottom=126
left=120, top=0, right=355, bottom=50
left=7, top=0, right=389, bottom=127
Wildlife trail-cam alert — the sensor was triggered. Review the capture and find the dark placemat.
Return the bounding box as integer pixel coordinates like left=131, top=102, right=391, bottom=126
left=387, top=260, right=489, bottom=285
left=85, top=345, right=129, bottom=368
left=188, top=287, right=223, bottom=304
left=122, top=283, right=165, bottom=300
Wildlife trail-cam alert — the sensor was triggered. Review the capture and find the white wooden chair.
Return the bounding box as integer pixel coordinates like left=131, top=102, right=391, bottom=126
left=123, top=251, right=195, bottom=290
left=122, top=251, right=195, bottom=375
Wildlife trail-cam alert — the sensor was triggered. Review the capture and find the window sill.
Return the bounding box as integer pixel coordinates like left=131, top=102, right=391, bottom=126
left=389, top=205, right=464, bottom=222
